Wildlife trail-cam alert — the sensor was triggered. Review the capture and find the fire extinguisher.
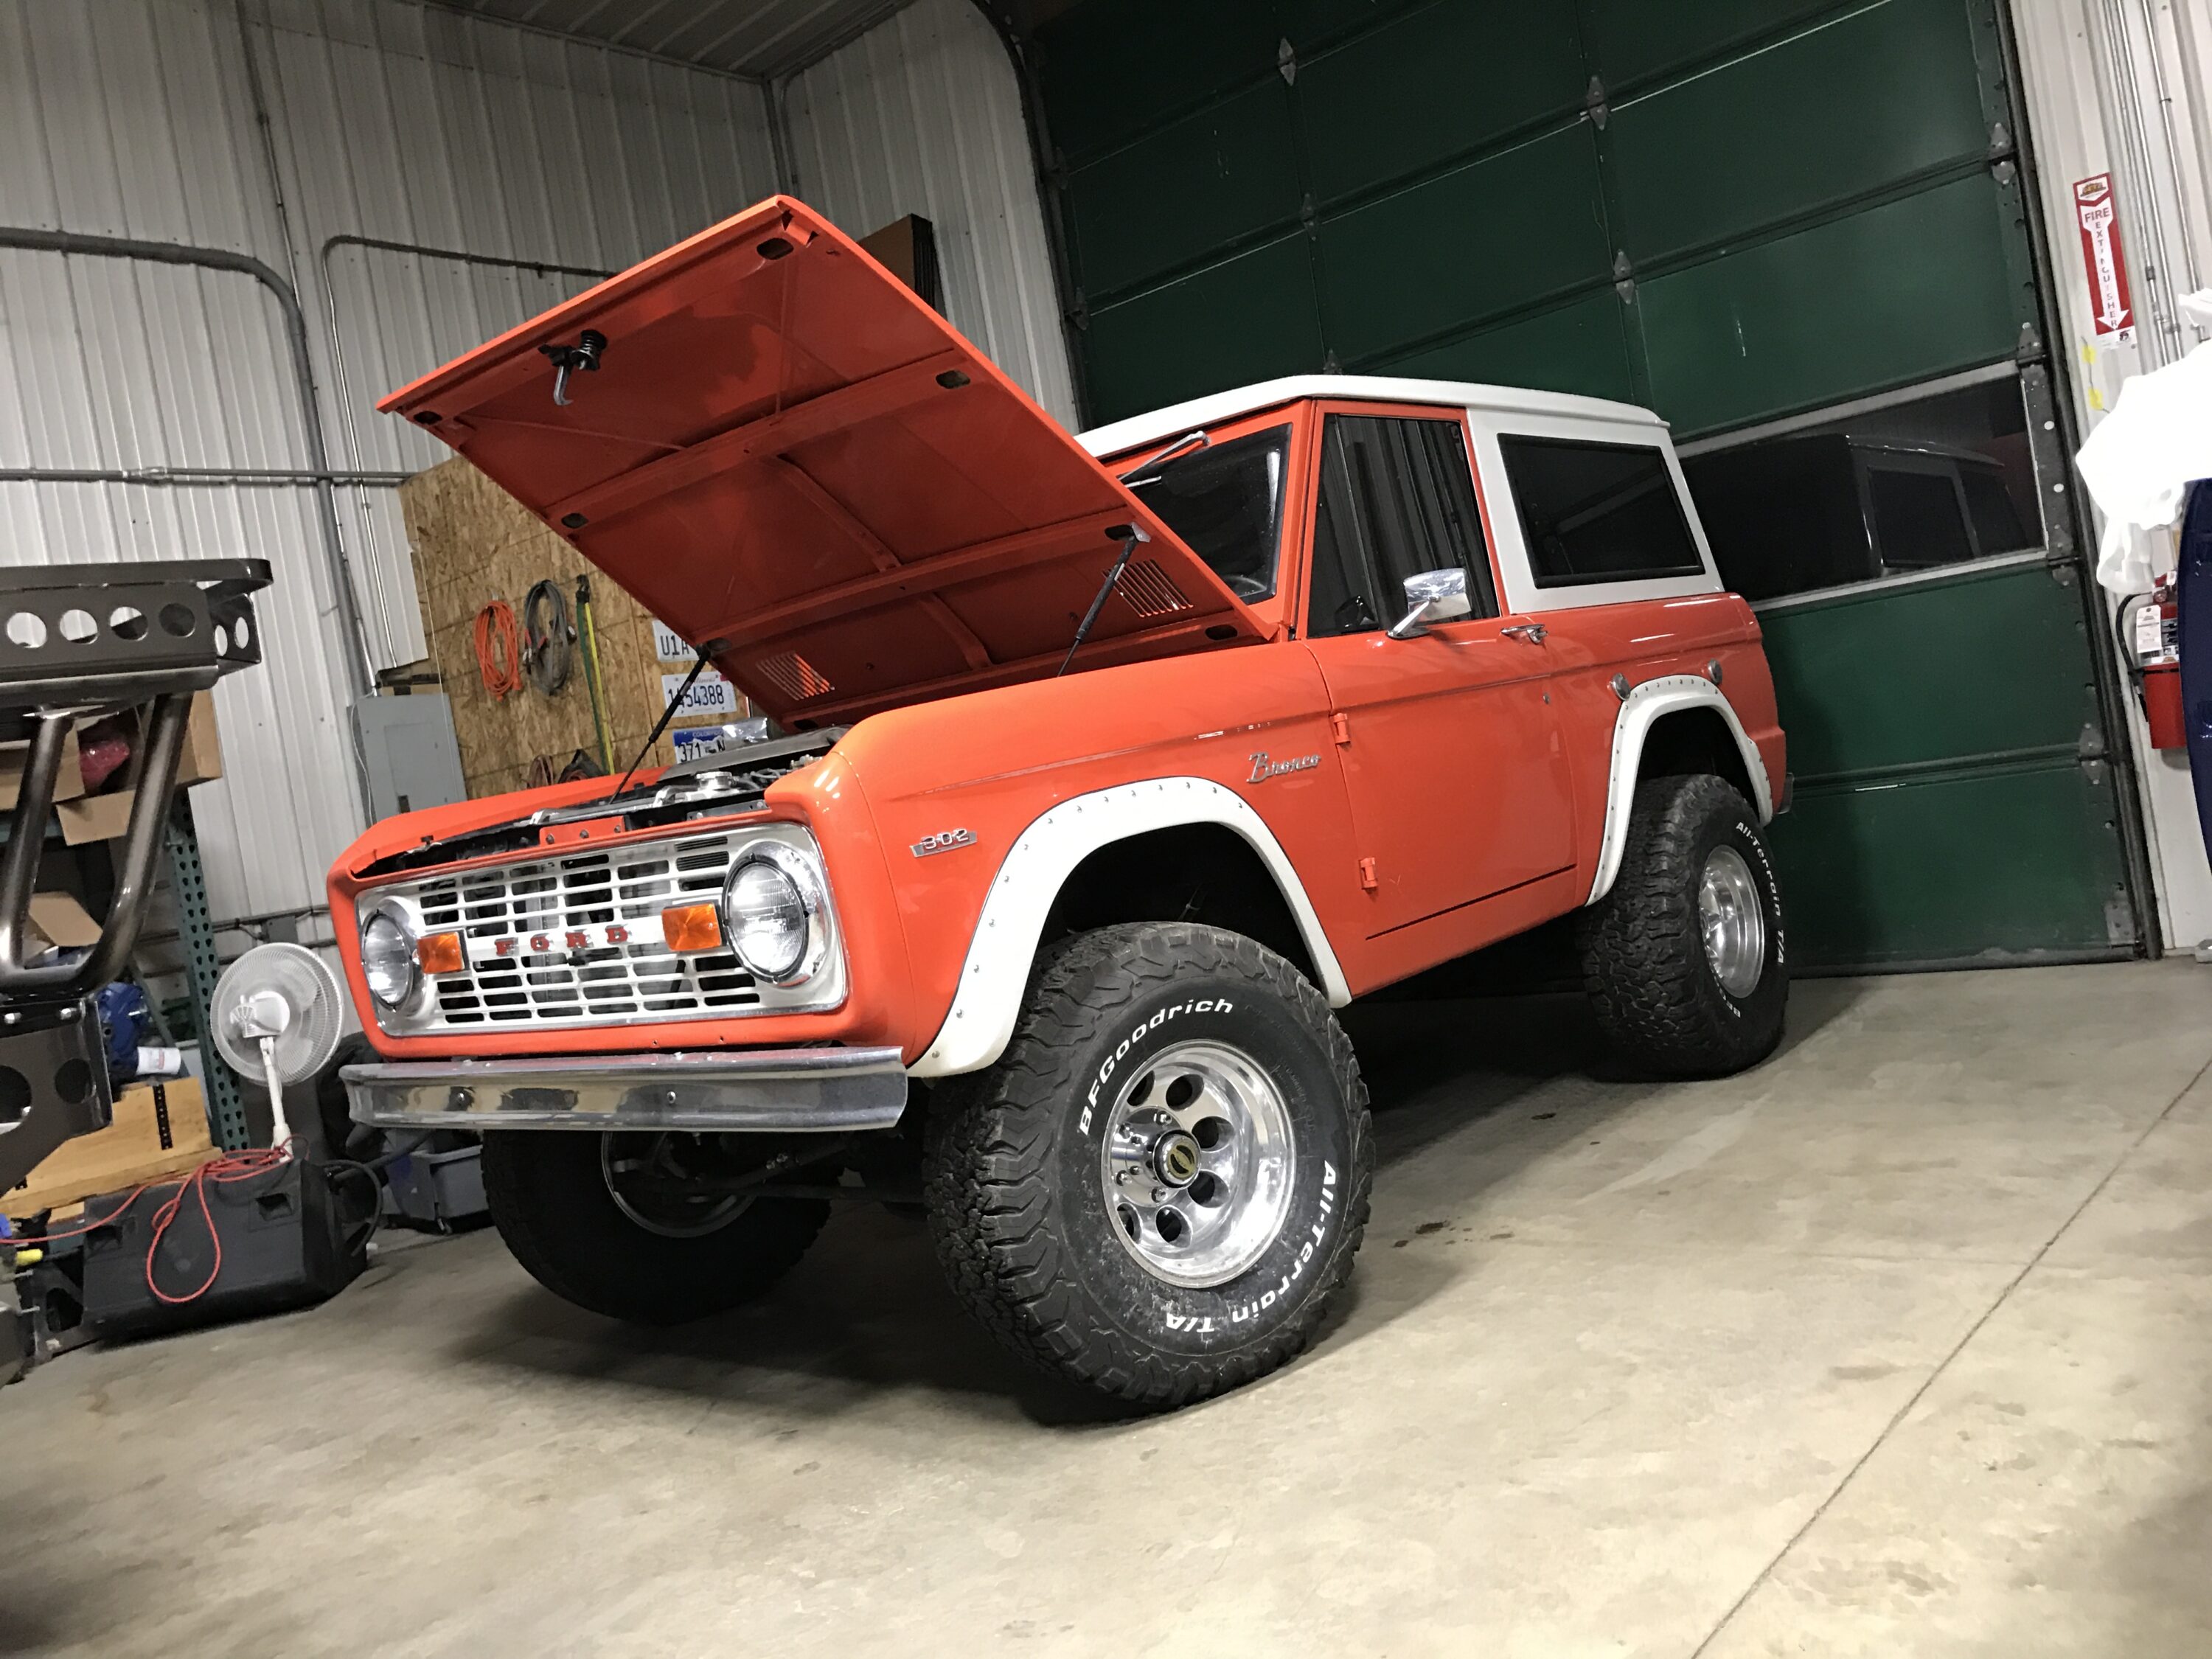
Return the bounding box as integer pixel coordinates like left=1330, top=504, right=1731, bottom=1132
left=2118, top=577, right=2187, bottom=750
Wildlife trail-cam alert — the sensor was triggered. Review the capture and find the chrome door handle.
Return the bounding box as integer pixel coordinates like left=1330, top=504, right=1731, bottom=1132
left=1500, top=623, right=1548, bottom=644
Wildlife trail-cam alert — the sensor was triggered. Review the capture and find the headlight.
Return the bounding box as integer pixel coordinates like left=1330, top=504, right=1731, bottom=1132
left=720, top=841, right=827, bottom=987
left=361, top=902, right=419, bottom=1009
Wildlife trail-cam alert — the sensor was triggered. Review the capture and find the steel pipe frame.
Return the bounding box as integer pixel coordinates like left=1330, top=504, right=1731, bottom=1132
left=0, top=694, right=190, bottom=1000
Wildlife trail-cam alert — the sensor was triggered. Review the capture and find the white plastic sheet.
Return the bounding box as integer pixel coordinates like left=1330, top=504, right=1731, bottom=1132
left=2080, top=291, right=2212, bottom=594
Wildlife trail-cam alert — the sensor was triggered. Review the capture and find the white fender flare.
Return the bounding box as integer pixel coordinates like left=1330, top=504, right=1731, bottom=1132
left=909, top=777, right=1352, bottom=1079
left=1587, top=675, right=1775, bottom=907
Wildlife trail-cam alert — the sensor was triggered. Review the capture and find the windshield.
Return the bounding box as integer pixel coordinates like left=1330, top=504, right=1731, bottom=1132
left=1124, top=425, right=1291, bottom=601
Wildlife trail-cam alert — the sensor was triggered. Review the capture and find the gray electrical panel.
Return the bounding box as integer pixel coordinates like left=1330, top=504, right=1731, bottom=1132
left=356, top=692, right=467, bottom=822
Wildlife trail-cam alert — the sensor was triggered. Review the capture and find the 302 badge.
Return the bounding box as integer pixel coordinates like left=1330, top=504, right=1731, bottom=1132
left=911, top=827, right=977, bottom=858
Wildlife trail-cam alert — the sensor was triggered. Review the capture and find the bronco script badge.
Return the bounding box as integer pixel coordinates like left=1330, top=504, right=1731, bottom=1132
left=1248, top=752, right=1321, bottom=784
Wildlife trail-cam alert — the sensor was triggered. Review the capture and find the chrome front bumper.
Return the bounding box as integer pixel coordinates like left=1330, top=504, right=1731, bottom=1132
left=343, top=1048, right=908, bottom=1133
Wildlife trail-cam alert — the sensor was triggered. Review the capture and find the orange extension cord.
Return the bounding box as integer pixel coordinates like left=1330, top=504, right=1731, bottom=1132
left=473, top=600, right=524, bottom=700
left=2, top=1144, right=297, bottom=1306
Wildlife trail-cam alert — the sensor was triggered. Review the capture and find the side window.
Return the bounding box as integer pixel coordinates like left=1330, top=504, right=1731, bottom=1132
left=1499, top=436, right=1705, bottom=588
left=1867, top=467, right=1975, bottom=571
left=1307, top=416, right=1496, bottom=639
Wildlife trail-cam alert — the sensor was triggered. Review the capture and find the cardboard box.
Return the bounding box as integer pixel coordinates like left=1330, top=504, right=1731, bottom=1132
left=0, top=725, right=86, bottom=811
left=858, top=214, right=942, bottom=313
left=26, top=891, right=100, bottom=956
left=55, top=692, right=223, bottom=846
left=4, top=1077, right=213, bottom=1222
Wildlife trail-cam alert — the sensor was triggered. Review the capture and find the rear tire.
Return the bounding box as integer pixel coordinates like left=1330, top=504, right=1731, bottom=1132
left=1576, top=772, right=1788, bottom=1077
left=481, top=1133, right=827, bottom=1324
left=923, top=922, right=1372, bottom=1408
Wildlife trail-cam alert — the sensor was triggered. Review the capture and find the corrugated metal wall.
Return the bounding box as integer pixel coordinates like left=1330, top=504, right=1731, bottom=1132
left=0, top=0, right=778, bottom=925
left=2016, top=0, right=2212, bottom=947
left=783, top=0, right=1077, bottom=428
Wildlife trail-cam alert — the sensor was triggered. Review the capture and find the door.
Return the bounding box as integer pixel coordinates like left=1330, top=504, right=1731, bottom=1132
left=1298, top=408, right=1576, bottom=937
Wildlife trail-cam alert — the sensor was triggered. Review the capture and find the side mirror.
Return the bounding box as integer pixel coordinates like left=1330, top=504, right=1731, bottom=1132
left=1388, top=568, right=1472, bottom=639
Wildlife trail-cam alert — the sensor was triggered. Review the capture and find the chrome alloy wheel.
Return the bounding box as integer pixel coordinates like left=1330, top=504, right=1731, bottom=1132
left=1099, top=1039, right=1296, bottom=1289
left=1697, top=845, right=1767, bottom=998
left=601, top=1133, right=750, bottom=1239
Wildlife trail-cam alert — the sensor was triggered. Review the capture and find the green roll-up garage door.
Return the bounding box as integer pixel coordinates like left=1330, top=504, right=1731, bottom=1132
left=1025, top=0, right=2143, bottom=970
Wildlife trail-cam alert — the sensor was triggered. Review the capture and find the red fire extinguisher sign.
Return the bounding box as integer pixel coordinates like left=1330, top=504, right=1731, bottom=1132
left=2074, top=173, right=2136, bottom=343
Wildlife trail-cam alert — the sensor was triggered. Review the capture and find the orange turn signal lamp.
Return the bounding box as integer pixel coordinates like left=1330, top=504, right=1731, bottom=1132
left=661, top=903, right=723, bottom=954
left=415, top=931, right=465, bottom=975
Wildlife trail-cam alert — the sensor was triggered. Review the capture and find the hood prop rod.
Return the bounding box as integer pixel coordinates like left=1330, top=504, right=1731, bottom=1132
left=1057, top=524, right=1149, bottom=678
left=614, top=644, right=716, bottom=798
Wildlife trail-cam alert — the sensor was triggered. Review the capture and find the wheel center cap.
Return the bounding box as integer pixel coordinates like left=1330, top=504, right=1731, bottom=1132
left=1152, top=1130, right=1202, bottom=1187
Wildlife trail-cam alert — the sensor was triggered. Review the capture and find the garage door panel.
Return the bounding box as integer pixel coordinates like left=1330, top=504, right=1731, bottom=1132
left=1036, top=0, right=1279, bottom=163
left=1067, top=80, right=1304, bottom=299
left=1770, top=759, right=2129, bottom=968
left=1315, top=125, right=1611, bottom=362
left=1582, top=0, right=1847, bottom=89
left=1083, top=233, right=1323, bottom=422
left=1610, top=0, right=1992, bottom=264
left=1297, top=4, right=1585, bottom=206
left=1377, top=290, right=1637, bottom=405
left=1759, top=562, right=2100, bottom=782
left=1640, top=173, right=2021, bottom=437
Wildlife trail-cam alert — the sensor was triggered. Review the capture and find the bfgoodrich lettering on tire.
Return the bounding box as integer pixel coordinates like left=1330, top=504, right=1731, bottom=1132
left=922, top=922, right=1372, bottom=1408
left=1576, top=772, right=1789, bottom=1077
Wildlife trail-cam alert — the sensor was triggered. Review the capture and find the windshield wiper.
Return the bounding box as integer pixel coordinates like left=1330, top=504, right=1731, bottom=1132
left=1057, top=524, right=1149, bottom=677
left=1116, top=429, right=1208, bottom=486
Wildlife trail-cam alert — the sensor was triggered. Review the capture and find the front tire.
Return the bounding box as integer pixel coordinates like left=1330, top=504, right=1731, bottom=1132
left=1576, top=772, right=1789, bottom=1077
left=481, top=1133, right=828, bottom=1324
left=923, top=923, right=1372, bottom=1408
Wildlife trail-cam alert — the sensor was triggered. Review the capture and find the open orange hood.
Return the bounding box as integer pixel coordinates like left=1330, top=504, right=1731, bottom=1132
left=379, top=196, right=1265, bottom=728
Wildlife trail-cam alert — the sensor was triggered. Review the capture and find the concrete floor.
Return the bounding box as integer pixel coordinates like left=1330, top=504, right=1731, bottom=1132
left=5, top=961, right=2212, bottom=1658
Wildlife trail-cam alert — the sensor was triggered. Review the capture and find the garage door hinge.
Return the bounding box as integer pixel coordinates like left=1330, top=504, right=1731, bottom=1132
left=1278, top=38, right=1297, bottom=86
left=1585, top=76, right=1609, bottom=130
left=1332, top=712, right=1352, bottom=747
left=1358, top=857, right=1378, bottom=892
left=1989, top=119, right=2014, bottom=161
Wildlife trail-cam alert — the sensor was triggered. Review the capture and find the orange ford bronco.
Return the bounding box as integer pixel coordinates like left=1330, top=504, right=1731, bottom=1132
left=339, top=198, right=1789, bottom=1405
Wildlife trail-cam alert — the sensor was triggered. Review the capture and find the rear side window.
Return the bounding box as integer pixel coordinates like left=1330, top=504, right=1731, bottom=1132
left=1499, top=436, right=1706, bottom=588
left=1307, top=415, right=1496, bottom=639
left=1868, top=467, right=1974, bottom=571
left=1961, top=467, right=2033, bottom=557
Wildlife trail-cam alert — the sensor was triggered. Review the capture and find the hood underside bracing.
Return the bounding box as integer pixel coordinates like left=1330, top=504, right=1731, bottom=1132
left=379, top=195, right=1267, bottom=730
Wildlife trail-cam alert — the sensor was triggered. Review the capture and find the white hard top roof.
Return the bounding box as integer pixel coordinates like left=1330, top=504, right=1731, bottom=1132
left=1077, top=375, right=1669, bottom=458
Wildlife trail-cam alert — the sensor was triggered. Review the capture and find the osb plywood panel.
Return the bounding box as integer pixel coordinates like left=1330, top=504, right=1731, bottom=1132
left=397, top=458, right=750, bottom=801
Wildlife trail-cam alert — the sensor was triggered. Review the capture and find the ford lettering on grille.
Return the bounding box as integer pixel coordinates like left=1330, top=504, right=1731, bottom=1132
left=381, top=833, right=759, bottom=1031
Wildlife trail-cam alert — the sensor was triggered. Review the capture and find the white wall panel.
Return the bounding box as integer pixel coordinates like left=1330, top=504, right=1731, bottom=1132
left=0, top=0, right=777, bottom=926
left=785, top=0, right=1077, bottom=428
left=2017, top=0, right=2212, bottom=950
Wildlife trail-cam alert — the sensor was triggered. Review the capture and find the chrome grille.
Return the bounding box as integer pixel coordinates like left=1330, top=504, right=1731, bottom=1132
left=404, top=832, right=758, bottom=1030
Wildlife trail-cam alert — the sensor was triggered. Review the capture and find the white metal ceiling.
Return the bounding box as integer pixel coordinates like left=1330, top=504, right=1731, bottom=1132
left=413, top=0, right=919, bottom=79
